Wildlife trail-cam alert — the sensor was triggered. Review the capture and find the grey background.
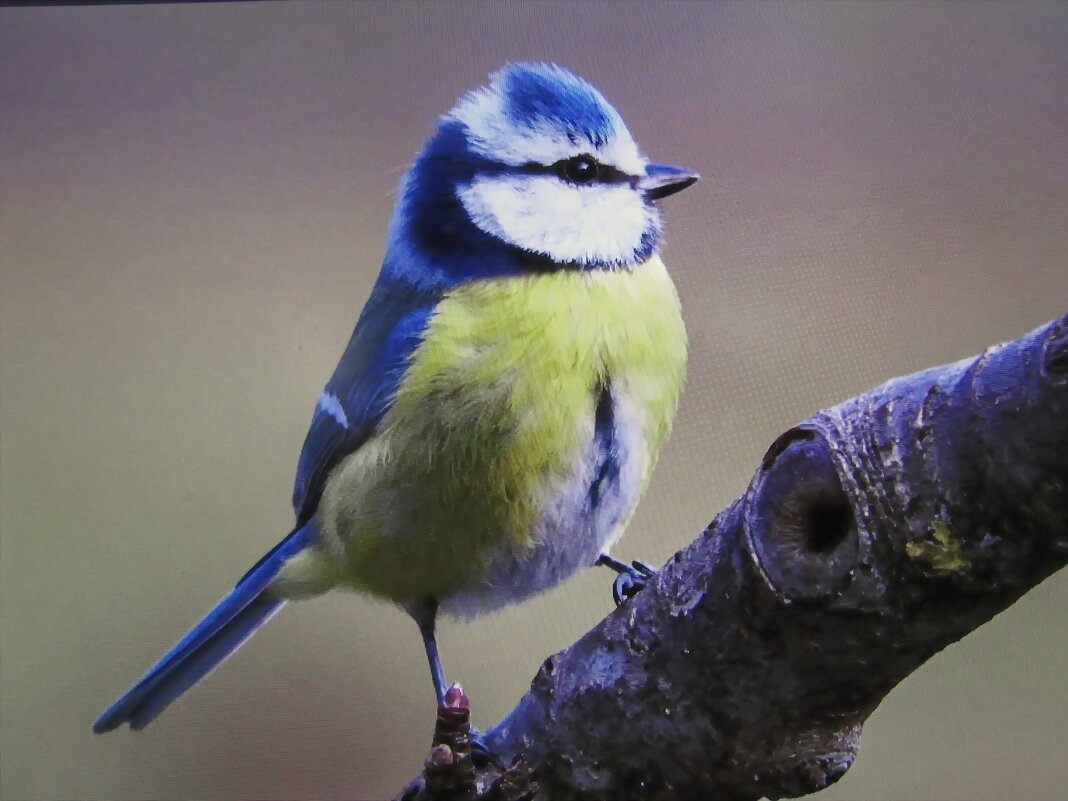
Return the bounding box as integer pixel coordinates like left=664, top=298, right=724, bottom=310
left=2, top=2, right=1066, bottom=799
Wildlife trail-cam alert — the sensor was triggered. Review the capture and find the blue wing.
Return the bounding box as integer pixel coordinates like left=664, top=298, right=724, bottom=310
left=94, top=272, right=437, bottom=732
left=292, top=272, right=438, bottom=524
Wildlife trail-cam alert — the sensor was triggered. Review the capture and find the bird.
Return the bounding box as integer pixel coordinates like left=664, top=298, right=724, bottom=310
left=94, top=62, right=696, bottom=733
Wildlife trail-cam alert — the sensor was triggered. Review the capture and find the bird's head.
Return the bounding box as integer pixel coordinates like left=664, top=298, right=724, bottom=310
left=394, top=63, right=697, bottom=278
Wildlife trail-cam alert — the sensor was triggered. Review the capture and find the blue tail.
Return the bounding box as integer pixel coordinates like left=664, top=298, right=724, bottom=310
left=93, top=523, right=315, bottom=732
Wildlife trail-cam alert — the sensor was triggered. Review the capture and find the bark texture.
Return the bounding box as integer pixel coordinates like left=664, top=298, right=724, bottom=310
left=403, top=313, right=1068, bottom=801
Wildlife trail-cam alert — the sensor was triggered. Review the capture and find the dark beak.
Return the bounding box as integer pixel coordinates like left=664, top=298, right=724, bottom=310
left=640, top=163, right=699, bottom=200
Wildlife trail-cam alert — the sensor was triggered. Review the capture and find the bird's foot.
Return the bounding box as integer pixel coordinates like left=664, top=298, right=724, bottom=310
left=595, top=554, right=658, bottom=606
left=612, top=559, right=657, bottom=606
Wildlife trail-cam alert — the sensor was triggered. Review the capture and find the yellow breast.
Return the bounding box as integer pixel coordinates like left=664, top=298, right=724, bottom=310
left=317, top=255, right=687, bottom=605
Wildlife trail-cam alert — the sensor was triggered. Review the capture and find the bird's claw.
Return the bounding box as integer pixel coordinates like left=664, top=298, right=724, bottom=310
left=595, top=554, right=658, bottom=605
left=611, top=560, right=657, bottom=606
left=612, top=559, right=656, bottom=606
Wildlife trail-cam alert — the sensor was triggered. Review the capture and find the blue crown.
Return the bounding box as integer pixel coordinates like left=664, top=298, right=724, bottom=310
left=494, top=62, right=620, bottom=148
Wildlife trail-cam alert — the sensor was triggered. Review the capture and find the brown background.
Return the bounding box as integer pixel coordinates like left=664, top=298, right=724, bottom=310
left=2, top=2, right=1066, bottom=799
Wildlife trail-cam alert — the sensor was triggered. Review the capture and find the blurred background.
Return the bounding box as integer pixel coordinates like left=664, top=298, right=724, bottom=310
left=2, top=2, right=1066, bottom=799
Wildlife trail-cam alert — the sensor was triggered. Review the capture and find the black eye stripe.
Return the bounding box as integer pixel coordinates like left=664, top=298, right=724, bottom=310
left=503, top=159, right=638, bottom=186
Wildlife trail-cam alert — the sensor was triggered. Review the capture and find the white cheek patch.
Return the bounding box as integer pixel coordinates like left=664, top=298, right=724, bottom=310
left=457, top=175, right=656, bottom=266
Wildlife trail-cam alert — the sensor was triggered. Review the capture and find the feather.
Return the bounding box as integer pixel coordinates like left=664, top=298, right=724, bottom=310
left=92, top=524, right=313, bottom=732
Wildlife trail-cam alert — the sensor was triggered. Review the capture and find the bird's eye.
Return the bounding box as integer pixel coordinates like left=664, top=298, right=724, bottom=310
left=561, top=155, right=600, bottom=184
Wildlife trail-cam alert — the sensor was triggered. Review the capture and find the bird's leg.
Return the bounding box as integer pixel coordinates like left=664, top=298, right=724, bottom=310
left=413, top=596, right=448, bottom=706
left=595, top=554, right=658, bottom=606
left=412, top=597, right=500, bottom=768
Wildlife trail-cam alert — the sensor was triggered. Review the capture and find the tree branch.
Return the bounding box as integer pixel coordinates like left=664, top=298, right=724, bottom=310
left=402, top=313, right=1068, bottom=801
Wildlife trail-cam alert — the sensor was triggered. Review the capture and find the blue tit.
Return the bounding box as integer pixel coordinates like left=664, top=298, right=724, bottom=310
left=94, top=62, right=696, bottom=732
